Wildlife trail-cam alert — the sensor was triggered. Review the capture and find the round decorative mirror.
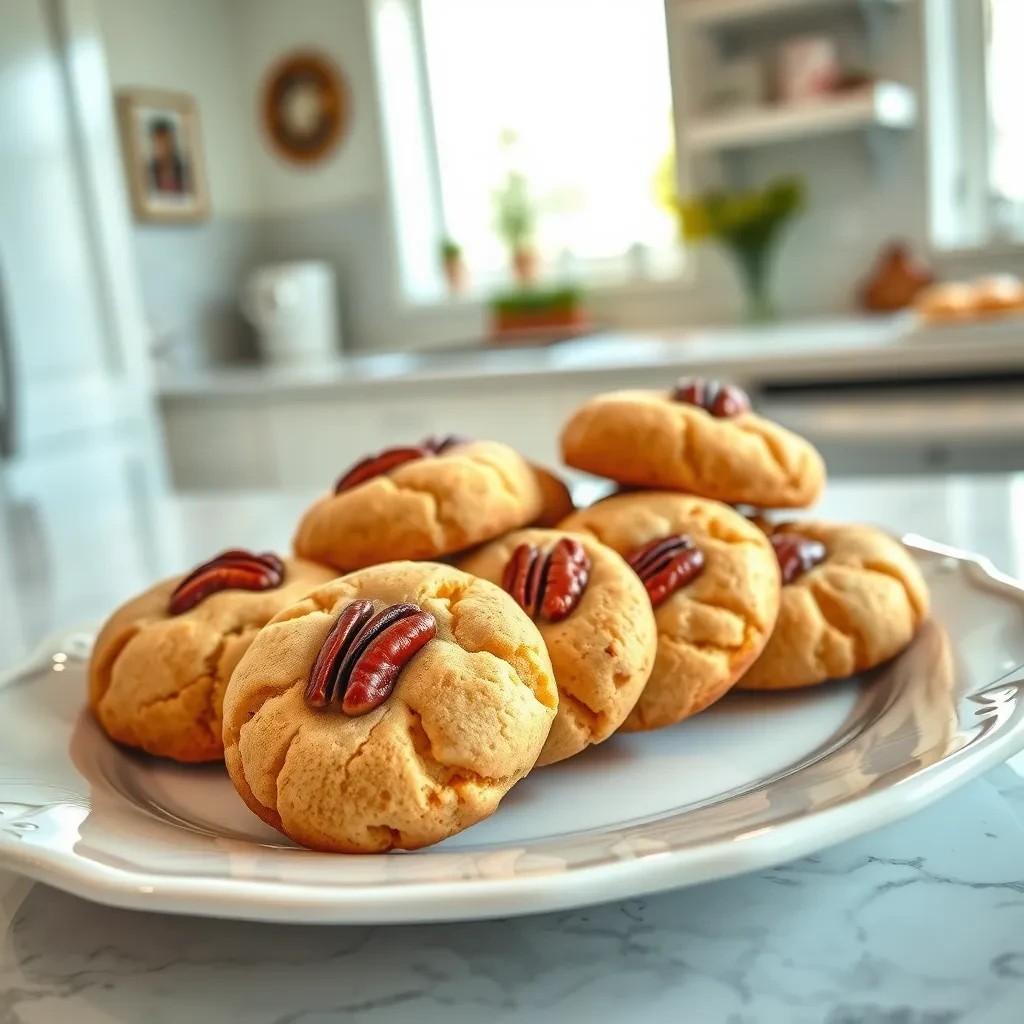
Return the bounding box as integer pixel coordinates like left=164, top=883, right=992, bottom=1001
left=261, top=50, right=349, bottom=165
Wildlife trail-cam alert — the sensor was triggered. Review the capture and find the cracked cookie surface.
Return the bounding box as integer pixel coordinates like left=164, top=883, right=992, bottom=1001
left=222, top=562, right=558, bottom=853
left=293, top=441, right=545, bottom=572
left=560, top=389, right=825, bottom=508
left=459, top=528, right=656, bottom=765
left=88, top=558, right=336, bottom=763
left=560, top=493, right=781, bottom=731
left=738, top=520, right=930, bottom=690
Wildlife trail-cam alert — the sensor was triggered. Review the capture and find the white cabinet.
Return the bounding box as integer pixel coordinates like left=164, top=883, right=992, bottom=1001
left=159, top=373, right=1024, bottom=491
left=161, top=378, right=599, bottom=490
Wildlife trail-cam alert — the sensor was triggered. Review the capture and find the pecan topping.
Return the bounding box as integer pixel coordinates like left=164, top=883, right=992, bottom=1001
left=333, top=434, right=469, bottom=493
left=422, top=433, right=470, bottom=454
left=501, top=537, right=591, bottom=622
left=771, top=533, right=827, bottom=584
left=168, top=549, right=284, bottom=615
left=627, top=535, right=705, bottom=606
left=334, top=445, right=430, bottom=493
left=671, top=377, right=750, bottom=417
left=304, top=601, right=436, bottom=714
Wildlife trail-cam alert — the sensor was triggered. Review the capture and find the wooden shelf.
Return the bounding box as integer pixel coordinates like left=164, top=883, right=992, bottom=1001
left=678, top=0, right=903, bottom=28
left=685, top=83, right=916, bottom=153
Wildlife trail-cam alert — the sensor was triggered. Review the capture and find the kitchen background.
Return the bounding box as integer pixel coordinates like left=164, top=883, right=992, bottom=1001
left=2, top=0, right=1023, bottom=639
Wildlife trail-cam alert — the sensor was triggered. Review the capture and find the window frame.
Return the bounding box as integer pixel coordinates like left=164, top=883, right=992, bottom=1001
left=368, top=0, right=689, bottom=312
left=926, top=0, right=1024, bottom=255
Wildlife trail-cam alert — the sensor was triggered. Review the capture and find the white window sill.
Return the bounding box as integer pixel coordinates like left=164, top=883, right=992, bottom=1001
left=395, top=268, right=694, bottom=317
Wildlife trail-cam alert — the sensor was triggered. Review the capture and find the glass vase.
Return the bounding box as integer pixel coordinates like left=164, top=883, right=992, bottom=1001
left=729, top=242, right=777, bottom=324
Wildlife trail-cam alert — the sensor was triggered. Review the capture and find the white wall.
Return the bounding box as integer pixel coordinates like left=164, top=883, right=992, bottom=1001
left=233, top=0, right=385, bottom=214
left=95, top=0, right=259, bottom=217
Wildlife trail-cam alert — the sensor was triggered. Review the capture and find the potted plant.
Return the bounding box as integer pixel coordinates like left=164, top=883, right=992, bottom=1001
left=494, top=171, right=538, bottom=284
left=439, top=237, right=466, bottom=294
left=489, top=285, right=586, bottom=342
left=674, top=177, right=805, bottom=323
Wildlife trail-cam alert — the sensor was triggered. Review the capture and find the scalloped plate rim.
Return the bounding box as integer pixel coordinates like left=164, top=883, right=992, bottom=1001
left=0, top=534, right=1022, bottom=924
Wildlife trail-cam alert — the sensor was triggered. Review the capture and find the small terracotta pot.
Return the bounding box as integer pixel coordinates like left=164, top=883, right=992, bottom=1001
left=443, top=257, right=467, bottom=295
left=512, top=247, right=539, bottom=285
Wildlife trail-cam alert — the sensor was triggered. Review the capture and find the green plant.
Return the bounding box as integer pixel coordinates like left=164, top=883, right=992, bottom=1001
left=676, top=177, right=804, bottom=248
left=493, top=171, right=536, bottom=252
left=673, top=177, right=805, bottom=321
left=490, top=285, right=581, bottom=317
left=440, top=237, right=462, bottom=262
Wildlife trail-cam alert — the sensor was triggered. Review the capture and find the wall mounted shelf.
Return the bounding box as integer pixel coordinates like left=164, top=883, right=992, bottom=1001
left=684, top=82, right=916, bottom=153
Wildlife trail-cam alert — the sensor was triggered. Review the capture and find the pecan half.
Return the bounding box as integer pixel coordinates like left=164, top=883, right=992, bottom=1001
left=671, top=377, right=750, bottom=418
left=333, top=434, right=469, bottom=493
left=501, top=537, right=591, bottom=623
left=168, top=549, right=284, bottom=615
left=422, top=433, right=470, bottom=454
left=627, top=534, right=705, bottom=606
left=334, top=445, right=430, bottom=493
left=304, top=601, right=436, bottom=715
left=771, top=533, right=827, bottom=584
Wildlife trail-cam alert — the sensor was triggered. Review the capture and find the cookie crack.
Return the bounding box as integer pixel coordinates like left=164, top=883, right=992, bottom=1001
left=861, top=560, right=927, bottom=621
left=405, top=705, right=511, bottom=792
left=688, top=593, right=757, bottom=638
left=128, top=671, right=213, bottom=718
left=381, top=477, right=448, bottom=545
left=463, top=450, right=520, bottom=502
left=808, top=580, right=867, bottom=666
left=338, top=716, right=391, bottom=785
left=659, top=629, right=738, bottom=658
left=732, top=421, right=802, bottom=490
left=557, top=688, right=606, bottom=734
left=273, top=727, right=306, bottom=813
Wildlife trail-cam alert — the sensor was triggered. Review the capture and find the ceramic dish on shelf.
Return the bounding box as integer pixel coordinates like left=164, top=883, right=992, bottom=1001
left=0, top=535, right=1022, bottom=925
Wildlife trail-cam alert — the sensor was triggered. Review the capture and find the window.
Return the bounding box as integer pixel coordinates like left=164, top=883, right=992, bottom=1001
left=928, top=0, right=1024, bottom=249
left=371, top=0, right=680, bottom=303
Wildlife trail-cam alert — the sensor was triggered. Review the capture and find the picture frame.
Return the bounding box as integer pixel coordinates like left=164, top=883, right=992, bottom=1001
left=115, top=89, right=210, bottom=223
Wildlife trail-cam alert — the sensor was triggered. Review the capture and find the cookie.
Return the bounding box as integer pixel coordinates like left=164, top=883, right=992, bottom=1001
left=560, top=492, right=780, bottom=731
left=459, top=528, right=656, bottom=764
left=737, top=521, right=930, bottom=690
left=531, top=464, right=575, bottom=527
left=222, top=562, right=558, bottom=853
left=560, top=378, right=825, bottom=508
left=294, top=438, right=544, bottom=572
left=88, top=551, right=336, bottom=763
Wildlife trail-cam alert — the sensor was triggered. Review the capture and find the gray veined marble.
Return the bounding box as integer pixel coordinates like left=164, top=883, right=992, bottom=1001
left=2, top=764, right=1024, bottom=1023
left=2, top=477, right=1024, bottom=1022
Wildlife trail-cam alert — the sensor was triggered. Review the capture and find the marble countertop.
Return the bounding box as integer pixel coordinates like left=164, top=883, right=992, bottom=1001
left=2, top=474, right=1024, bottom=1022
left=156, top=315, right=1024, bottom=402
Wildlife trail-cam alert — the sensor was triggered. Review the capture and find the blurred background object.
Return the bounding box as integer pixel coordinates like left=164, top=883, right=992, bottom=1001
left=858, top=241, right=934, bottom=313
left=241, top=261, right=341, bottom=365
left=0, top=0, right=1023, bottom=505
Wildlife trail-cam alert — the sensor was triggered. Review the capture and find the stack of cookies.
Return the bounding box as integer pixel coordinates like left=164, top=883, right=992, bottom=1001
left=88, top=379, right=930, bottom=854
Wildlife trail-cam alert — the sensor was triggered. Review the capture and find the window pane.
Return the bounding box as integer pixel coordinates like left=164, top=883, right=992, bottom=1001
left=421, top=0, right=676, bottom=281
left=987, top=0, right=1024, bottom=205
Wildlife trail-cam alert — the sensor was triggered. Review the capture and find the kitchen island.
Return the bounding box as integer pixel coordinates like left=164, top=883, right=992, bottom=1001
left=1, top=474, right=1023, bottom=1022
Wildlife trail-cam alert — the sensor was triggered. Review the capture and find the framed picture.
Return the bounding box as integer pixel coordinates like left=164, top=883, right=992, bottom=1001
left=116, top=89, right=209, bottom=223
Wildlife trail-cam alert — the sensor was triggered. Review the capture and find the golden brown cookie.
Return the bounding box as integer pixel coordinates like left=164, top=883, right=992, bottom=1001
left=294, top=438, right=544, bottom=572
left=560, top=379, right=825, bottom=508
left=737, top=521, right=930, bottom=690
left=458, top=528, right=656, bottom=765
left=89, top=551, right=336, bottom=763
left=560, top=492, right=780, bottom=731
left=531, top=464, right=576, bottom=527
left=222, top=562, right=558, bottom=853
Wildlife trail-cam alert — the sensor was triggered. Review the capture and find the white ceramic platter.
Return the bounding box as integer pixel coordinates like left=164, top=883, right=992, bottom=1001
left=1, top=536, right=1023, bottom=924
